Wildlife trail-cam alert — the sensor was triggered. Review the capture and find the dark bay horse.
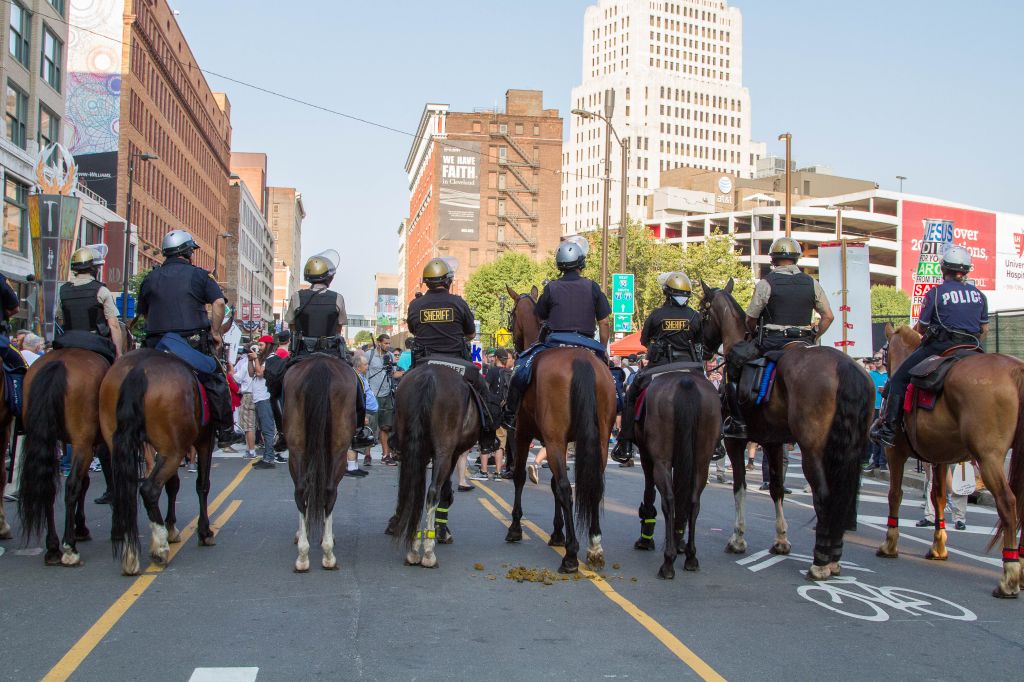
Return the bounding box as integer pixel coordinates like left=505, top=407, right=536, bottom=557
left=18, top=349, right=110, bottom=566
left=392, top=363, right=478, bottom=568
left=700, top=280, right=874, bottom=579
left=879, top=324, right=1024, bottom=597
left=505, top=288, right=617, bottom=573
left=634, top=370, right=721, bottom=578
left=282, top=355, right=358, bottom=572
left=100, top=349, right=216, bottom=575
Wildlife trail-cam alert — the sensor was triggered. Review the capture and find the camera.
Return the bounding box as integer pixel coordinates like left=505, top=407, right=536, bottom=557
left=249, top=344, right=260, bottom=355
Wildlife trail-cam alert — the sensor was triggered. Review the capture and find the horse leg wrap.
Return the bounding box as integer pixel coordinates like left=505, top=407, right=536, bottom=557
left=640, top=518, right=656, bottom=540
left=415, top=530, right=436, bottom=540
left=1003, top=549, right=1020, bottom=563
left=886, top=516, right=898, bottom=528
left=435, top=507, right=449, bottom=526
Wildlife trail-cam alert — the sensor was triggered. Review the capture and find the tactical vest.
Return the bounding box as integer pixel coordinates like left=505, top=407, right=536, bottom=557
left=143, top=262, right=212, bottom=334
left=60, top=280, right=109, bottom=337
left=544, top=276, right=597, bottom=335
left=296, top=289, right=339, bottom=338
left=763, top=271, right=815, bottom=327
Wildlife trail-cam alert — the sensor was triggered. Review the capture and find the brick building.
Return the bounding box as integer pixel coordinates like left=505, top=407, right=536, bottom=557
left=66, top=0, right=232, bottom=281
left=227, top=153, right=273, bottom=324
left=400, top=90, right=563, bottom=310
left=267, top=186, right=303, bottom=320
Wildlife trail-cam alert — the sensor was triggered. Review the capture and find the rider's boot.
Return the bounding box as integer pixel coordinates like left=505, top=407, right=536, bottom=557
left=611, top=394, right=636, bottom=464
left=869, top=394, right=899, bottom=449
left=722, top=381, right=748, bottom=439
left=500, top=382, right=522, bottom=431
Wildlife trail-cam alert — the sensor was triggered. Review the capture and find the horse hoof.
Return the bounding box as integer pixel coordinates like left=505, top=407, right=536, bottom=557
left=166, top=527, right=181, bottom=544
left=150, top=552, right=169, bottom=566
left=322, top=561, right=339, bottom=571
left=992, top=587, right=1019, bottom=599
left=405, top=552, right=422, bottom=566
left=586, top=553, right=605, bottom=571
left=61, top=553, right=83, bottom=567
left=198, top=535, right=216, bottom=547
left=558, top=560, right=579, bottom=574
left=548, top=535, right=566, bottom=548
left=769, top=542, right=791, bottom=556
left=925, top=551, right=948, bottom=561
left=634, top=538, right=656, bottom=551
left=421, top=556, right=438, bottom=569
left=436, top=527, right=453, bottom=545
left=294, top=565, right=310, bottom=574
left=75, top=531, right=92, bottom=542
left=657, top=566, right=675, bottom=580
left=44, top=552, right=62, bottom=566
left=724, top=542, right=747, bottom=554
left=684, top=558, right=699, bottom=572
left=0, top=525, right=12, bottom=540
left=806, top=564, right=831, bottom=581
left=876, top=548, right=898, bottom=559
left=828, top=562, right=842, bottom=577
left=504, top=528, right=522, bottom=543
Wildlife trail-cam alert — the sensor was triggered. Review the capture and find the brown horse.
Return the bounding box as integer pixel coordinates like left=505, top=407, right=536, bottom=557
left=0, top=375, right=12, bottom=542
left=634, top=370, right=721, bottom=578
left=504, top=288, right=617, bottom=573
left=100, top=349, right=216, bottom=575
left=391, top=362, right=479, bottom=567
left=878, top=324, right=1024, bottom=597
left=17, top=349, right=110, bottom=566
left=282, top=355, right=358, bottom=572
left=699, top=280, right=874, bottom=579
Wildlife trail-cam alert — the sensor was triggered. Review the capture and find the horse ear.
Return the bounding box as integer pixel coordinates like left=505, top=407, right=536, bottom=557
left=724, top=277, right=734, bottom=294
left=884, top=322, right=894, bottom=339
left=530, top=285, right=539, bottom=300
left=506, top=285, right=520, bottom=300
left=700, top=280, right=713, bottom=298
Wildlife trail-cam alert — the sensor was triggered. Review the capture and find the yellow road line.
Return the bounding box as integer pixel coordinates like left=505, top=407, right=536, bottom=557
left=43, top=464, right=254, bottom=682
left=475, top=481, right=726, bottom=682
left=478, top=497, right=530, bottom=541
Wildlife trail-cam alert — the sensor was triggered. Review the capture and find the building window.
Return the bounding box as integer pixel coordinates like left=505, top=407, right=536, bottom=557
left=41, top=26, right=63, bottom=91
left=4, top=177, right=29, bottom=255
left=48, top=0, right=65, bottom=14
left=38, top=104, right=59, bottom=148
left=9, top=2, right=30, bottom=67
left=6, top=83, right=27, bottom=149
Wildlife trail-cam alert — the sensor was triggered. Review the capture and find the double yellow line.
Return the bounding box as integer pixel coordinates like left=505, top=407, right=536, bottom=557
left=43, top=463, right=254, bottom=682
left=475, top=481, right=726, bottom=682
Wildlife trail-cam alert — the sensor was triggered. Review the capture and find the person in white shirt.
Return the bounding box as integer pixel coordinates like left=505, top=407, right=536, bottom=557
left=20, top=334, right=44, bottom=366
left=248, top=335, right=280, bottom=469
left=233, top=346, right=257, bottom=459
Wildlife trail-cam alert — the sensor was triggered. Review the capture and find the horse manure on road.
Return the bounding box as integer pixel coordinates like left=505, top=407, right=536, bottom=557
left=473, top=562, right=485, bottom=571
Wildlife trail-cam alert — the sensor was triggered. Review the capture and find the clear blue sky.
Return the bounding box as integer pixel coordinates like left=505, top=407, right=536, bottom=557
left=176, top=0, right=1022, bottom=314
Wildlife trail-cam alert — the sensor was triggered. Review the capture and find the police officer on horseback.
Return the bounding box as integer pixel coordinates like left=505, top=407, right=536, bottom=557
left=406, top=257, right=500, bottom=453
left=284, top=250, right=375, bottom=449
left=871, top=245, right=987, bottom=448
left=54, top=244, right=123, bottom=360
left=0, top=273, right=27, bottom=413
left=722, top=237, right=834, bottom=438
left=136, top=229, right=232, bottom=428
left=501, top=236, right=612, bottom=429
left=611, top=271, right=701, bottom=463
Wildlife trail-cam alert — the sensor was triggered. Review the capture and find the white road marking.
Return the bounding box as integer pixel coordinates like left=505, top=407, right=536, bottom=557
left=189, top=668, right=259, bottom=682
left=736, top=548, right=874, bottom=573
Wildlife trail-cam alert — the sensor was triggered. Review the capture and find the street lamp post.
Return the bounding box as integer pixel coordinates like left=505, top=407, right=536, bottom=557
left=896, top=175, right=907, bottom=192
left=121, top=151, right=158, bottom=320
left=777, top=133, right=792, bottom=237
left=212, top=231, right=232, bottom=280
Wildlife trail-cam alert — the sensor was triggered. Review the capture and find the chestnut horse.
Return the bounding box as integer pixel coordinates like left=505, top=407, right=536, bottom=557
left=633, top=370, right=721, bottom=579
left=391, top=363, right=479, bottom=568
left=101, top=349, right=217, bottom=575
left=17, top=349, right=110, bottom=566
left=504, top=287, right=617, bottom=573
left=879, top=324, right=1024, bottom=597
left=699, top=280, right=874, bottom=579
left=282, top=355, right=358, bottom=572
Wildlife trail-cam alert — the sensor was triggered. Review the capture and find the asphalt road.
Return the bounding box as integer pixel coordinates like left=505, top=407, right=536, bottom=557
left=2, top=448, right=1021, bottom=682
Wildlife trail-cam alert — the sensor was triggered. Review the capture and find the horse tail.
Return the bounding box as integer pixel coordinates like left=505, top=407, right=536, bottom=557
left=570, top=359, right=604, bottom=533
left=995, top=365, right=1024, bottom=548
left=395, top=371, right=435, bottom=549
left=111, top=364, right=148, bottom=562
left=301, top=365, right=334, bottom=545
left=670, top=375, right=701, bottom=534
left=822, top=359, right=873, bottom=539
left=18, top=361, right=67, bottom=542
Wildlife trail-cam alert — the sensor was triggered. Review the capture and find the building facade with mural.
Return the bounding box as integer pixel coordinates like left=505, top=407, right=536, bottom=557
left=65, top=0, right=233, bottom=282
left=400, top=89, right=563, bottom=315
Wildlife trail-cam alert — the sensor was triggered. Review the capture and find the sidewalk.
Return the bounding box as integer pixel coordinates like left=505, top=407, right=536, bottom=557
left=864, top=465, right=996, bottom=507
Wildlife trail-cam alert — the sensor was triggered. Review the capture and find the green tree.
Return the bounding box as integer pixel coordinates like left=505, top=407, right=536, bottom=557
left=680, top=232, right=754, bottom=309
left=353, top=329, right=374, bottom=347
left=464, top=251, right=547, bottom=339
left=871, top=285, right=911, bottom=320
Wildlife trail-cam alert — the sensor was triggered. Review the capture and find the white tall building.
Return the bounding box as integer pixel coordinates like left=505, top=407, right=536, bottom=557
left=562, top=0, right=764, bottom=235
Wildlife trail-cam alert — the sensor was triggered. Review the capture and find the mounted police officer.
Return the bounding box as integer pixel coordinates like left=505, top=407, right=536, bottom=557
left=0, top=272, right=27, bottom=414
left=722, top=237, right=834, bottom=438
left=136, top=229, right=232, bottom=428
left=54, top=244, right=123, bottom=360
left=871, top=245, right=987, bottom=448
left=407, top=257, right=499, bottom=453
left=611, top=271, right=701, bottom=463
left=501, top=236, right=612, bottom=429
left=284, top=250, right=374, bottom=449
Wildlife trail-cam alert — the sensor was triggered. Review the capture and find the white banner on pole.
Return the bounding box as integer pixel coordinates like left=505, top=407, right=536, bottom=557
left=818, top=241, right=872, bottom=356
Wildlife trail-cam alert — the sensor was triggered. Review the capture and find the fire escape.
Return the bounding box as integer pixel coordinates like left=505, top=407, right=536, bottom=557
left=492, top=123, right=539, bottom=248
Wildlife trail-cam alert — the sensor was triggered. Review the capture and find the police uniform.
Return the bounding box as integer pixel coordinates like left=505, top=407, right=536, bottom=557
left=284, top=283, right=348, bottom=357
left=535, top=270, right=611, bottom=337
left=0, top=274, right=27, bottom=372
left=746, top=264, right=832, bottom=352
left=56, top=273, right=119, bottom=336
left=138, top=256, right=224, bottom=344
left=406, top=289, right=475, bottom=361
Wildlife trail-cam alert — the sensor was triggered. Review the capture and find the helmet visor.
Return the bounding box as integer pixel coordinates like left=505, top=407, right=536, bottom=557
left=564, top=235, right=590, bottom=257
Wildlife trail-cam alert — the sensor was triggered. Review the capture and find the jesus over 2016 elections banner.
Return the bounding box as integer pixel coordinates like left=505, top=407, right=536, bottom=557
left=438, top=141, right=480, bottom=241
left=900, top=201, right=996, bottom=292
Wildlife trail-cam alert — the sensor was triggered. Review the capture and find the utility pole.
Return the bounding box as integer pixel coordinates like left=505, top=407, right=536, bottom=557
left=600, top=88, right=615, bottom=293
left=778, top=132, right=792, bottom=237
left=619, top=136, right=629, bottom=275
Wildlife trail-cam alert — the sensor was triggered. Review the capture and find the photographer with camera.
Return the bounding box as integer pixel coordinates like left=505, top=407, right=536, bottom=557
left=366, top=333, right=403, bottom=465
left=234, top=335, right=280, bottom=469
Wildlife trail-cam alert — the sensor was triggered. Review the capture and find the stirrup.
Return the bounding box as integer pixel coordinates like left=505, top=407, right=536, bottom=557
left=611, top=440, right=634, bottom=464
left=479, top=434, right=500, bottom=454
left=722, top=417, right=747, bottom=440
left=352, top=427, right=376, bottom=449
left=869, top=423, right=896, bottom=449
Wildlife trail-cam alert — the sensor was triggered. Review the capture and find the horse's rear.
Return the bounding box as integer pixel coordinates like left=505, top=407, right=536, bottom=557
left=19, top=348, right=109, bottom=566
left=635, top=371, right=720, bottom=579
left=506, top=348, right=616, bottom=573
left=392, top=363, right=477, bottom=568
left=100, top=349, right=212, bottom=575
left=283, top=355, right=357, bottom=572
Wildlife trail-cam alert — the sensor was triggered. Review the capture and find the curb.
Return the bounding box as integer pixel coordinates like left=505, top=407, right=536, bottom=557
left=866, top=467, right=996, bottom=507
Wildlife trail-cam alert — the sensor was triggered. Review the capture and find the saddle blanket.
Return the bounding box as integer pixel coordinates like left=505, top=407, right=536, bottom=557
left=511, top=332, right=608, bottom=393
left=155, top=332, right=218, bottom=375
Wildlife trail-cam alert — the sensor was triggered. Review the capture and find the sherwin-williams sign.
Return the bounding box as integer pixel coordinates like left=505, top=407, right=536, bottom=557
left=437, top=141, right=480, bottom=240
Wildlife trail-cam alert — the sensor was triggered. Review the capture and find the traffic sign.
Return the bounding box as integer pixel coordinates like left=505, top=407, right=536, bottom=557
left=115, top=293, right=136, bottom=318
left=611, top=273, right=635, bottom=315
left=494, top=327, right=512, bottom=347
left=613, top=313, right=633, bottom=333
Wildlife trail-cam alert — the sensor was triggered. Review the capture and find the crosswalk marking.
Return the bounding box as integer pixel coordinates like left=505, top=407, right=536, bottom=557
left=189, top=668, right=259, bottom=682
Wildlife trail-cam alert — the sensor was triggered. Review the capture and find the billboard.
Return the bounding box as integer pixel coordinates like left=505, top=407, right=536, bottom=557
left=437, top=141, right=480, bottom=240
left=995, top=212, right=1024, bottom=310
left=376, top=289, right=399, bottom=327
left=901, top=201, right=996, bottom=293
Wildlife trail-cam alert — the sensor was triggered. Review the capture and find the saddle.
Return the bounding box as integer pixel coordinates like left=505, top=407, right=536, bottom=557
left=904, top=345, right=983, bottom=412
left=737, top=349, right=790, bottom=406
left=422, top=356, right=490, bottom=428
left=634, top=361, right=705, bottom=421
left=52, top=330, right=116, bottom=364
left=511, top=331, right=607, bottom=394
